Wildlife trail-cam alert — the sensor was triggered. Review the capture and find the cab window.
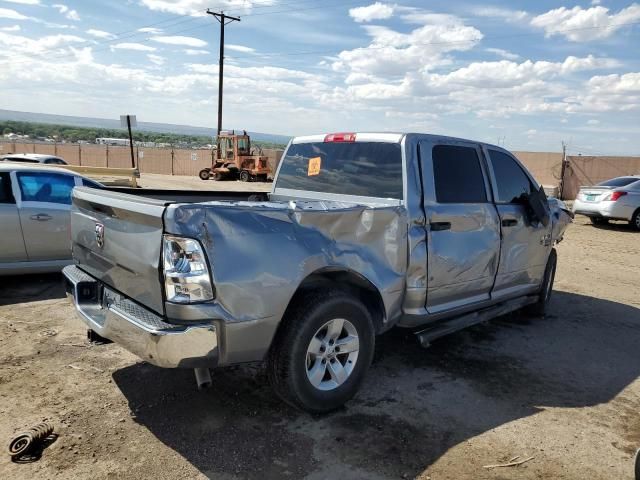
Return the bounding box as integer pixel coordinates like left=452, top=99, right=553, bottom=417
left=432, top=145, right=487, bottom=203
left=488, top=150, right=537, bottom=203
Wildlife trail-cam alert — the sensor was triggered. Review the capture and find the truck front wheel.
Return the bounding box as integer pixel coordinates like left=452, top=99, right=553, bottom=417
left=267, top=290, right=375, bottom=413
left=525, top=248, right=557, bottom=317
left=198, top=169, right=210, bottom=180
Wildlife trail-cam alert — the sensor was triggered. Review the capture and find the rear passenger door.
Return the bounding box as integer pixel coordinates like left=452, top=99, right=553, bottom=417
left=16, top=171, right=77, bottom=261
left=420, top=141, right=501, bottom=314
left=484, top=148, right=551, bottom=299
left=0, top=172, right=28, bottom=263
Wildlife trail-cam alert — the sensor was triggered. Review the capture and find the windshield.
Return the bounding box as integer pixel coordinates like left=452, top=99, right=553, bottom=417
left=275, top=142, right=403, bottom=199
left=596, top=177, right=638, bottom=187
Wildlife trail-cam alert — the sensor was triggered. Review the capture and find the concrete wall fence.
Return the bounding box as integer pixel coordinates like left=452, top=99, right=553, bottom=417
left=1, top=141, right=638, bottom=200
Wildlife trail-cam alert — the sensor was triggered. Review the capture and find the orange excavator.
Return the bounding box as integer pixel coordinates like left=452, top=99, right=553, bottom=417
left=199, top=130, right=269, bottom=182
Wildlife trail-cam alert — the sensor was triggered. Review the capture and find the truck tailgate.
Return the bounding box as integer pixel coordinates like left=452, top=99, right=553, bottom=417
left=71, top=187, right=167, bottom=314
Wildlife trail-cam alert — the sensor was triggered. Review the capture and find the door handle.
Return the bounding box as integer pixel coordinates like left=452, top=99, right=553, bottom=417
left=430, top=221, right=451, bottom=231
left=501, top=219, right=518, bottom=227
left=30, top=213, right=52, bottom=221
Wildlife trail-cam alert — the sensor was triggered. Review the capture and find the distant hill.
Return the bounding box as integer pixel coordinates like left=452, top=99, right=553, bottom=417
left=0, top=109, right=291, bottom=145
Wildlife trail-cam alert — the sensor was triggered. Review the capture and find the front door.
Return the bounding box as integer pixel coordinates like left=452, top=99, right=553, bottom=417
left=420, top=141, right=501, bottom=314
left=484, top=148, right=552, bottom=299
left=15, top=171, right=76, bottom=261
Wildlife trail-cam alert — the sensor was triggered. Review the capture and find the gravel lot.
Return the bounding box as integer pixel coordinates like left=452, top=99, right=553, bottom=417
left=139, top=173, right=272, bottom=192
left=0, top=188, right=639, bottom=479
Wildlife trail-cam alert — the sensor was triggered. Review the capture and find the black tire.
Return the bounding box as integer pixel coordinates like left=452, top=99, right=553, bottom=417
left=590, top=217, right=608, bottom=226
left=630, top=209, right=640, bottom=231
left=525, top=248, right=557, bottom=317
left=198, top=169, right=210, bottom=180
left=267, top=289, right=375, bottom=413
left=239, top=170, right=250, bottom=182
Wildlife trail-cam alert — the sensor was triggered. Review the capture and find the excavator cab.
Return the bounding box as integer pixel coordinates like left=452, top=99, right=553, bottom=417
left=199, top=130, right=269, bottom=182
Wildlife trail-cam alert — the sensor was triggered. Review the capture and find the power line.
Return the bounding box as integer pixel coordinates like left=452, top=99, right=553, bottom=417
left=1, top=16, right=638, bottom=67
left=228, top=20, right=640, bottom=59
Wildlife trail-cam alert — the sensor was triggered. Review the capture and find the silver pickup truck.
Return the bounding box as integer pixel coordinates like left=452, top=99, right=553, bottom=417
left=64, top=132, right=572, bottom=413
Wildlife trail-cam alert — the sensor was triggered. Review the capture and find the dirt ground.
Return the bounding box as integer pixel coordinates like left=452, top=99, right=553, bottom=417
left=139, top=173, right=272, bottom=192
left=1, top=208, right=639, bottom=479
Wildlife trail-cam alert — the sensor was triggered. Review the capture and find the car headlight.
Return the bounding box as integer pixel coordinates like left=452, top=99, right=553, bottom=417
left=163, top=235, right=214, bottom=304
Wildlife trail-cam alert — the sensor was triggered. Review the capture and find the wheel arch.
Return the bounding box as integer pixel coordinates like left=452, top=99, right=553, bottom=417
left=281, top=267, right=387, bottom=335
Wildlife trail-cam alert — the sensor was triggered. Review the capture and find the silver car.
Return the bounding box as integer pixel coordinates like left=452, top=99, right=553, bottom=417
left=0, top=163, right=102, bottom=275
left=1, top=153, right=68, bottom=165
left=573, top=175, right=640, bottom=230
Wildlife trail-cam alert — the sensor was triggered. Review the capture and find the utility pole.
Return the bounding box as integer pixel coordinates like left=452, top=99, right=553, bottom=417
left=207, top=9, right=240, bottom=157
left=559, top=141, right=567, bottom=199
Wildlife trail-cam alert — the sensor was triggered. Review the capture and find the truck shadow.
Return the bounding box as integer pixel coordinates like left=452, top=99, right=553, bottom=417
left=0, top=273, right=65, bottom=306
left=112, top=291, right=640, bottom=479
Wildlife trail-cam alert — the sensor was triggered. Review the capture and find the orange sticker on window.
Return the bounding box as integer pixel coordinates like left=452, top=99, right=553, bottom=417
left=308, top=156, right=321, bottom=176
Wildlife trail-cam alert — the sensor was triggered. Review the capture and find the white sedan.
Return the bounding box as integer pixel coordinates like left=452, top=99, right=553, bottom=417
left=0, top=163, right=103, bottom=275
left=573, top=175, right=640, bottom=230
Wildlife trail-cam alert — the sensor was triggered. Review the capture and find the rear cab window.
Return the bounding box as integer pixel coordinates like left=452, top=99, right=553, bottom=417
left=275, top=141, right=403, bottom=200
left=432, top=145, right=487, bottom=203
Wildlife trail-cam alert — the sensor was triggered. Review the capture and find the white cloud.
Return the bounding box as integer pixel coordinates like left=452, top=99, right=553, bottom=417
left=423, top=55, right=621, bottom=90
left=52, top=4, right=80, bottom=21
left=472, top=6, right=529, bottom=22
left=349, top=2, right=395, bottom=23
left=139, top=0, right=274, bottom=16
left=0, top=31, right=85, bottom=59
left=111, top=42, right=157, bottom=52
left=0, top=7, right=28, bottom=19
left=226, top=44, right=255, bottom=53
left=86, top=29, right=115, bottom=40
left=531, top=4, right=640, bottom=41
left=485, top=47, right=520, bottom=60
left=0, top=24, right=21, bottom=31
left=150, top=35, right=207, bottom=47
left=147, top=53, right=165, bottom=65
left=332, top=16, right=483, bottom=79
left=2, top=0, right=39, bottom=4
left=138, top=27, right=163, bottom=34
left=587, top=119, right=600, bottom=124
left=184, top=48, right=209, bottom=55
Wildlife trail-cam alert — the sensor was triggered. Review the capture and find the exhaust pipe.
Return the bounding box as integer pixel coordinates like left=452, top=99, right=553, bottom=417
left=194, top=368, right=212, bottom=390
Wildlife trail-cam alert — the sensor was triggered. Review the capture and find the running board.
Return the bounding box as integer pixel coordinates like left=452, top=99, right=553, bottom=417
left=415, top=296, right=538, bottom=348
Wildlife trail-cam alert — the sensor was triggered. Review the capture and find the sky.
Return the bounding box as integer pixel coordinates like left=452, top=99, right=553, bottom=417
left=0, top=0, right=639, bottom=155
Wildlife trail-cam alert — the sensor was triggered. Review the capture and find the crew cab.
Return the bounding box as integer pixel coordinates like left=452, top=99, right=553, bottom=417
left=63, top=132, right=572, bottom=413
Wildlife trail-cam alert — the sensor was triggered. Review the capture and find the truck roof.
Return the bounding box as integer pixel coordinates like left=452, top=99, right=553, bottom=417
left=291, top=132, right=503, bottom=150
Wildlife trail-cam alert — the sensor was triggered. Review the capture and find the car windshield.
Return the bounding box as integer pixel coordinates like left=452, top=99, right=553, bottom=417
left=596, top=177, right=638, bottom=187
left=275, top=141, right=403, bottom=199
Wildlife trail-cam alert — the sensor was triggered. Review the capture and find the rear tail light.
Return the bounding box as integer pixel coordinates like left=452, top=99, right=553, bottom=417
left=608, top=191, right=627, bottom=201
left=163, top=235, right=214, bottom=303
left=324, top=132, right=356, bottom=143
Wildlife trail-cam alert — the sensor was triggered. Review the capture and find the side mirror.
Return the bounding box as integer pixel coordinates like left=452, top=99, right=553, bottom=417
left=525, top=186, right=551, bottom=227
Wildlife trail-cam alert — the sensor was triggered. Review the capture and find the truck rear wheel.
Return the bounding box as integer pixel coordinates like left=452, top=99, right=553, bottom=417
left=267, top=290, right=375, bottom=413
left=239, top=170, right=250, bottom=182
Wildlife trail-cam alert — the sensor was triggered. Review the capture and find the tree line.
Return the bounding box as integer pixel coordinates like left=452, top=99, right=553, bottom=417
left=1, top=120, right=286, bottom=149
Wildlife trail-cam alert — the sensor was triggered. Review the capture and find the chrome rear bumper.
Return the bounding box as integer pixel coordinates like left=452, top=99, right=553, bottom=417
left=63, top=265, right=218, bottom=368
